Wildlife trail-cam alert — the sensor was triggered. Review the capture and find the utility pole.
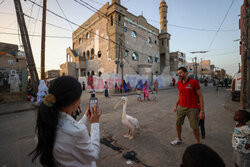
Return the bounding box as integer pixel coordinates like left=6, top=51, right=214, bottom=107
left=240, top=0, right=249, bottom=109
left=14, top=0, right=39, bottom=93
left=200, top=58, right=203, bottom=79
left=41, top=0, right=47, bottom=80
left=246, top=0, right=250, bottom=109
left=194, top=57, right=198, bottom=80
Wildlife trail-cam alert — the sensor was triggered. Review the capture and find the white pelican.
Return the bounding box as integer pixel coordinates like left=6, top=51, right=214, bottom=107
left=114, top=96, right=140, bottom=140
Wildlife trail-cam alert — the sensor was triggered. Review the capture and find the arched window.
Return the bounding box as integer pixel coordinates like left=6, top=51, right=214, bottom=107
left=124, top=22, right=127, bottom=32
left=118, top=15, right=121, bottom=22
left=83, top=51, right=86, bottom=61
left=147, top=37, right=152, bottom=43
left=124, top=50, right=129, bottom=57
left=131, top=52, right=139, bottom=61
left=90, top=48, right=94, bottom=60
left=91, top=71, right=95, bottom=76
left=87, top=50, right=90, bottom=61
left=98, top=71, right=102, bottom=77
left=76, top=49, right=80, bottom=56
left=131, top=31, right=137, bottom=38
left=97, top=51, right=101, bottom=58
left=148, top=56, right=153, bottom=63
left=86, top=33, right=90, bottom=39
left=111, top=15, right=113, bottom=26
left=79, top=38, right=82, bottom=44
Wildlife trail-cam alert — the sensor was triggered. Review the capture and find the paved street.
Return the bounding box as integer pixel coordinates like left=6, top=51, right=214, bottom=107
left=0, top=85, right=239, bottom=167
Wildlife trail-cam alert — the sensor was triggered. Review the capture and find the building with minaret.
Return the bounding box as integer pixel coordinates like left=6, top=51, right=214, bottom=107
left=60, top=0, right=171, bottom=79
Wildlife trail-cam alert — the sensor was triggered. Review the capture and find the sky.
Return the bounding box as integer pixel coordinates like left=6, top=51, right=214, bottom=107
left=0, top=0, right=242, bottom=75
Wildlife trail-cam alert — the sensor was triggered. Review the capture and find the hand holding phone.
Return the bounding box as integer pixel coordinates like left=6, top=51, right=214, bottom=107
left=89, top=93, right=98, bottom=116
left=88, top=105, right=102, bottom=123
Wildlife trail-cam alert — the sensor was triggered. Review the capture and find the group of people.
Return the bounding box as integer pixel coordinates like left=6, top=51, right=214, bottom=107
left=29, top=67, right=250, bottom=167
left=136, top=80, right=158, bottom=101
left=213, top=77, right=231, bottom=90
left=114, top=80, right=132, bottom=93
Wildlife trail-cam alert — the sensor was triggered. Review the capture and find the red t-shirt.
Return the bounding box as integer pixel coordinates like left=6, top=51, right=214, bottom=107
left=177, top=78, right=200, bottom=109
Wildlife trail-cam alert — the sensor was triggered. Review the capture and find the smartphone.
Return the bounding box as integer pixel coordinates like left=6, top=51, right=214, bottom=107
left=89, top=93, right=98, bottom=115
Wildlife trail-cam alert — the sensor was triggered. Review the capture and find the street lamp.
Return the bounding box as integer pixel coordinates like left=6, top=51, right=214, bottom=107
left=190, top=50, right=208, bottom=80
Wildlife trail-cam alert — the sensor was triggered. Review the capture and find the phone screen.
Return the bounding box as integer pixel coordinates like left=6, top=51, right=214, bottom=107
left=89, top=98, right=98, bottom=115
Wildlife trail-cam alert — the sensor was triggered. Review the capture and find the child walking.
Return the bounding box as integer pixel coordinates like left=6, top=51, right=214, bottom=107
left=232, top=109, right=250, bottom=167
left=143, top=81, right=150, bottom=101
left=136, top=81, right=142, bottom=101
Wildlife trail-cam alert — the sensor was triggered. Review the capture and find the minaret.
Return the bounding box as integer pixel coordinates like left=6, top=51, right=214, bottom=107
left=112, top=0, right=120, bottom=4
left=159, top=0, right=168, bottom=33
left=158, top=0, right=171, bottom=75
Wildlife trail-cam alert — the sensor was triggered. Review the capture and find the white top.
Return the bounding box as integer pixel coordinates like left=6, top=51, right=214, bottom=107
left=53, top=112, right=100, bottom=167
left=232, top=125, right=250, bottom=154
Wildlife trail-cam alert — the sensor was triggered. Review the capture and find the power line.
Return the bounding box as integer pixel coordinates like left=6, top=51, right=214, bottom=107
left=23, top=13, right=72, bottom=32
left=30, top=0, right=42, bottom=42
left=147, top=18, right=238, bottom=32
left=0, top=0, right=5, bottom=5
left=25, top=0, right=168, bottom=62
left=55, top=0, right=74, bottom=31
left=0, top=32, right=72, bottom=39
left=27, top=0, right=37, bottom=32
left=87, top=0, right=104, bottom=6
left=201, top=51, right=238, bottom=57
left=207, top=0, right=235, bottom=50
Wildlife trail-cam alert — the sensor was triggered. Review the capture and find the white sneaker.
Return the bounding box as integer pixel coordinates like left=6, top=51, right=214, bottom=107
left=171, top=139, right=182, bottom=145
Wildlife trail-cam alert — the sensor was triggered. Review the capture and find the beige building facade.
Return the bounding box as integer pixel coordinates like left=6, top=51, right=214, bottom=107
left=60, top=0, right=171, bottom=79
left=170, top=51, right=186, bottom=73
left=185, top=59, right=216, bottom=79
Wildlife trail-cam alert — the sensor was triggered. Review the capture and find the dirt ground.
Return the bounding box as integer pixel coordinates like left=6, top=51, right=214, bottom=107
left=0, top=85, right=239, bottom=167
left=77, top=85, right=238, bottom=167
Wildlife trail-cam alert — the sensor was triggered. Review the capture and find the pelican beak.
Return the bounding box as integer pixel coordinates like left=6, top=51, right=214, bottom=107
left=114, top=99, right=123, bottom=110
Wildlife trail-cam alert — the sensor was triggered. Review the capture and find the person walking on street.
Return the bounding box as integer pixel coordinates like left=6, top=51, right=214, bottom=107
left=143, top=81, right=150, bottom=101
left=82, top=81, right=85, bottom=91
left=136, top=81, right=142, bottom=101
left=171, top=67, right=204, bottom=145
left=172, top=77, right=176, bottom=87
left=104, top=81, right=109, bottom=98
left=35, top=80, right=48, bottom=106
left=154, top=80, right=159, bottom=93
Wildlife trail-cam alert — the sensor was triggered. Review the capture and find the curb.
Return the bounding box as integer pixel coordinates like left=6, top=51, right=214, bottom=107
left=0, top=107, right=36, bottom=116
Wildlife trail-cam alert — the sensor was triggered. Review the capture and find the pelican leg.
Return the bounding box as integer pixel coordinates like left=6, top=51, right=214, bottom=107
left=128, top=129, right=135, bottom=140
left=123, top=129, right=130, bottom=138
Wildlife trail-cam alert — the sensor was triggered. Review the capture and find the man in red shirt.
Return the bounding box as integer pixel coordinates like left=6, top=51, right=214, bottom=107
left=171, top=67, right=204, bottom=145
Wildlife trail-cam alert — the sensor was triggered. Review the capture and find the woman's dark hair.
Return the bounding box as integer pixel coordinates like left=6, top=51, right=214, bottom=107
left=29, top=76, right=82, bottom=167
left=181, top=144, right=225, bottom=167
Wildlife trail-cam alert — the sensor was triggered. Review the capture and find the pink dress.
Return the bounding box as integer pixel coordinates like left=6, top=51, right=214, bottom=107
left=143, top=84, right=149, bottom=98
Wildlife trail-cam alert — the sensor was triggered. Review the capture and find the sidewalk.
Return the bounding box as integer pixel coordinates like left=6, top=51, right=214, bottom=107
left=0, top=101, right=36, bottom=116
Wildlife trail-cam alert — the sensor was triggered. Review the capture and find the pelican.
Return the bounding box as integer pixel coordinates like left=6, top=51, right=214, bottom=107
left=114, top=96, right=140, bottom=140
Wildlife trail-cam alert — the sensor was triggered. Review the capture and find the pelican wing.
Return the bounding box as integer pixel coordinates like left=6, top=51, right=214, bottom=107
left=126, top=114, right=139, bottom=129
